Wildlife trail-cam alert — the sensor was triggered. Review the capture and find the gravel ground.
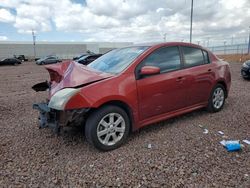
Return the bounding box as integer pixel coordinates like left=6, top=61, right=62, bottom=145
left=0, top=62, right=249, bottom=187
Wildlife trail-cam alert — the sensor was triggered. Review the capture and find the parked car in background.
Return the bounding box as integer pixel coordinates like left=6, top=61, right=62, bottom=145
left=76, top=54, right=102, bottom=65
left=14, top=55, right=28, bottom=61
left=241, top=60, right=250, bottom=79
left=36, top=56, right=62, bottom=65
left=0, top=58, right=21, bottom=65
left=32, top=42, right=231, bottom=151
left=73, top=51, right=95, bottom=60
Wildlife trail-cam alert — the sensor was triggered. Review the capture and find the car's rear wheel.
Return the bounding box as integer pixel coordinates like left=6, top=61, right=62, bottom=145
left=207, top=84, right=226, bottom=112
left=85, top=105, right=130, bottom=151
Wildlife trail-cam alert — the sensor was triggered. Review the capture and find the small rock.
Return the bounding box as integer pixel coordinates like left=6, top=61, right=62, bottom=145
left=222, top=135, right=228, bottom=139
left=192, top=172, right=198, bottom=176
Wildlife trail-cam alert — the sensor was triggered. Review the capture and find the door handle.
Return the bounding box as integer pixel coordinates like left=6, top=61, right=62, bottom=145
left=176, top=77, right=185, bottom=82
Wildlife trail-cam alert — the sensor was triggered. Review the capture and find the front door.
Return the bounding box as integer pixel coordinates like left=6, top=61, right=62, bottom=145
left=136, top=46, right=189, bottom=121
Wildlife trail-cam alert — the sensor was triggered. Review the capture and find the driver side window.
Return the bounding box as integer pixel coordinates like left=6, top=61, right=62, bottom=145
left=142, top=46, right=181, bottom=73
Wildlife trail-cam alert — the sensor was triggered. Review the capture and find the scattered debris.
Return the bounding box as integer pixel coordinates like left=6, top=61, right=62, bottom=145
left=220, top=140, right=241, bottom=152
left=147, top=144, right=152, bottom=149
left=198, top=124, right=204, bottom=128
left=242, top=139, right=250, bottom=145
left=218, top=131, right=224, bottom=135
left=203, top=129, right=209, bottom=134
left=220, top=140, right=226, bottom=146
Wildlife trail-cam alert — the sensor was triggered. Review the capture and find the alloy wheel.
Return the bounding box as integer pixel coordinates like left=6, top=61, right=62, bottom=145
left=97, top=113, right=126, bottom=146
left=212, top=87, right=225, bottom=109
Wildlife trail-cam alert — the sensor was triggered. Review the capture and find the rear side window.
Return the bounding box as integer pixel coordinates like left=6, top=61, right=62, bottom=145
left=141, top=46, right=181, bottom=73
left=182, top=47, right=205, bottom=67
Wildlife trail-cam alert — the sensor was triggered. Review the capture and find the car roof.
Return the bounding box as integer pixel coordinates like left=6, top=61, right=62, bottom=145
left=131, top=42, right=207, bottom=51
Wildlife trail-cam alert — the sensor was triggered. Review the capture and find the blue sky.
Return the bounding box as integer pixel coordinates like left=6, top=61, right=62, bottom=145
left=0, top=0, right=249, bottom=45
left=0, top=0, right=88, bottom=41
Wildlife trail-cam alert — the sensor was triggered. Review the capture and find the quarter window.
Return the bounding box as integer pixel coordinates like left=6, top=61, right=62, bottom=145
left=182, top=47, right=205, bottom=67
left=202, top=50, right=210, bottom=64
left=141, top=46, right=181, bottom=73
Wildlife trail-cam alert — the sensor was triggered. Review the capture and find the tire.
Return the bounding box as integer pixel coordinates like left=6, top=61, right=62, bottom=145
left=207, top=84, right=226, bottom=113
left=85, top=105, right=130, bottom=151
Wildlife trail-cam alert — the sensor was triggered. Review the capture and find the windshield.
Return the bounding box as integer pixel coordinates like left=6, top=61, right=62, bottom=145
left=245, top=60, right=250, bottom=65
left=87, top=46, right=149, bottom=74
left=38, top=56, right=55, bottom=61
left=77, top=55, right=89, bottom=61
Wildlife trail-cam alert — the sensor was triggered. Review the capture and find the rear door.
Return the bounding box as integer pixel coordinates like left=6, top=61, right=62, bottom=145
left=136, top=46, right=189, bottom=121
left=180, top=46, right=214, bottom=106
left=48, top=57, right=56, bottom=64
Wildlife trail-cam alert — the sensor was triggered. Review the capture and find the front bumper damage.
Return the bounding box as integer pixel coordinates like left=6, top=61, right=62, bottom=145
left=33, top=102, right=89, bottom=134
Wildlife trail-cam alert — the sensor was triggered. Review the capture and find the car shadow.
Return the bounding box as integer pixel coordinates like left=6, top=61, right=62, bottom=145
left=0, top=64, right=20, bottom=66
left=55, top=108, right=208, bottom=150
left=131, top=108, right=207, bottom=138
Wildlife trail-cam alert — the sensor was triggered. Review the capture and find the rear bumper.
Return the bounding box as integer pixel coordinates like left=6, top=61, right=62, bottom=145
left=33, top=102, right=89, bottom=133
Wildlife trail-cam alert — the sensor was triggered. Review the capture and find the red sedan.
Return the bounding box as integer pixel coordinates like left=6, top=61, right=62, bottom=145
left=32, top=42, right=231, bottom=151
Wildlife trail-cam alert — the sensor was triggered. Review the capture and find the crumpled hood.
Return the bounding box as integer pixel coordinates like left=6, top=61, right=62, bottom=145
left=46, top=61, right=113, bottom=96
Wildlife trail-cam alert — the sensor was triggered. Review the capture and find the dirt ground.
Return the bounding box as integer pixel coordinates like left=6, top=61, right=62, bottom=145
left=0, top=61, right=250, bottom=187
left=218, top=54, right=250, bottom=63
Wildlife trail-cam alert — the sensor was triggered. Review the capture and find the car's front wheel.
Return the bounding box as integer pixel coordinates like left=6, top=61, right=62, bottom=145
left=85, top=105, right=130, bottom=151
left=207, top=84, right=226, bottom=112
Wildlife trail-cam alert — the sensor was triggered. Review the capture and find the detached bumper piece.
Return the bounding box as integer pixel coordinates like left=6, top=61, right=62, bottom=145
left=32, top=81, right=50, bottom=92
left=33, top=102, right=60, bottom=134
left=33, top=102, right=89, bottom=134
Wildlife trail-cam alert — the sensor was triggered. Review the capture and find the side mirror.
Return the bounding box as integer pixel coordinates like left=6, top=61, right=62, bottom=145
left=140, top=66, right=160, bottom=76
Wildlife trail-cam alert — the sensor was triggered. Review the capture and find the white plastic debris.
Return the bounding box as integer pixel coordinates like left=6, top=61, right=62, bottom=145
left=220, top=140, right=226, bottom=146
left=147, top=144, right=152, bottom=149
left=203, top=129, right=209, bottom=134
left=242, top=139, right=250, bottom=145
left=198, top=124, right=204, bottom=128
left=218, top=131, right=224, bottom=135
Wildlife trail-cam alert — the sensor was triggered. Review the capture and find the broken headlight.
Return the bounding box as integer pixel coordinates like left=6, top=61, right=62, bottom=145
left=48, top=88, right=80, bottom=110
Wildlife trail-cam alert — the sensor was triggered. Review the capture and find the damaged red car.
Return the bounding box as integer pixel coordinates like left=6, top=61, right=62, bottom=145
left=32, top=42, right=231, bottom=151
